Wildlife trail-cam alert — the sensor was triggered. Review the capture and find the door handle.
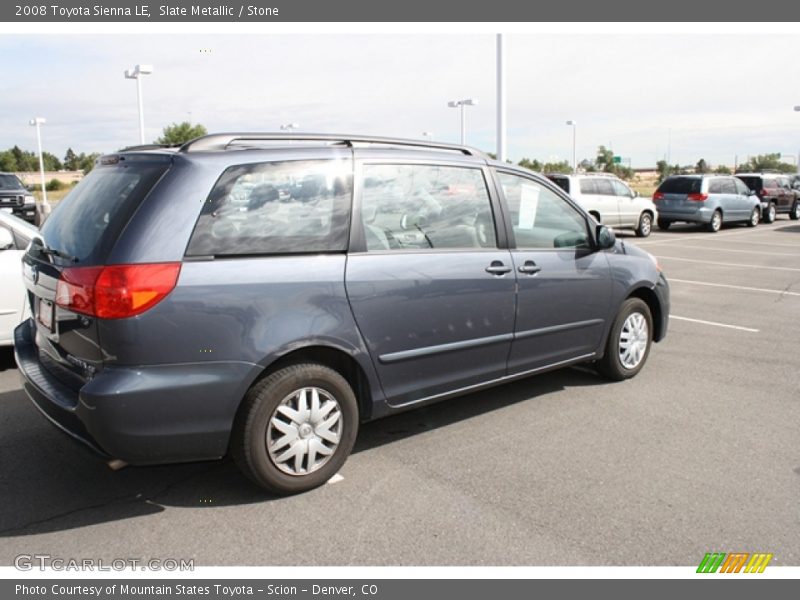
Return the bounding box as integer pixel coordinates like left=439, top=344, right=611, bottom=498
left=518, top=260, right=542, bottom=275
left=485, top=261, right=512, bottom=275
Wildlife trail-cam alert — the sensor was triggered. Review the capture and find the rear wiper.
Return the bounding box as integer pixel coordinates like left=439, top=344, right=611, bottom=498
left=40, top=246, right=79, bottom=263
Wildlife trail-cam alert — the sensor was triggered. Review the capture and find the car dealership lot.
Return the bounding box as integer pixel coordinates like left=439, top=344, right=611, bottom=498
left=0, top=220, right=798, bottom=566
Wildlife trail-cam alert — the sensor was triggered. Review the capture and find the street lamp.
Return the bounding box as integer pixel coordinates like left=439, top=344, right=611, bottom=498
left=447, top=98, right=478, bottom=145
left=566, top=120, right=577, bottom=173
left=422, top=131, right=433, bottom=141
left=29, top=117, right=50, bottom=221
left=124, top=64, right=154, bottom=145
left=280, top=123, right=299, bottom=131
left=794, top=106, right=800, bottom=174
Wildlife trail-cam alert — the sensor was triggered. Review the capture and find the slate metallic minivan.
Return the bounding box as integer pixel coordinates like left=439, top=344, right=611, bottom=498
left=15, top=134, right=670, bottom=494
left=653, top=174, right=760, bottom=232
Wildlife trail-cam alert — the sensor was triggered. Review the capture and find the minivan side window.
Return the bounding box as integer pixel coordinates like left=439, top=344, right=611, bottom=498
left=720, top=179, right=737, bottom=194
left=498, top=172, right=590, bottom=250
left=186, top=159, right=353, bottom=256
left=708, top=179, right=723, bottom=194
left=733, top=178, right=750, bottom=196
left=359, top=164, right=497, bottom=251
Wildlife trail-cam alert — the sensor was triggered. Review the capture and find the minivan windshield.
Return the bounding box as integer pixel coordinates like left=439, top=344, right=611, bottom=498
left=40, top=156, right=169, bottom=264
left=657, top=177, right=702, bottom=194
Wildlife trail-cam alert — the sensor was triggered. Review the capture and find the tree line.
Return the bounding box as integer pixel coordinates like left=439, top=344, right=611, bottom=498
left=0, top=145, right=100, bottom=174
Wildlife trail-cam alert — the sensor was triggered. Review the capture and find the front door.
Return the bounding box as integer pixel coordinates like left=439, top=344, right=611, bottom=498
left=494, top=171, right=612, bottom=374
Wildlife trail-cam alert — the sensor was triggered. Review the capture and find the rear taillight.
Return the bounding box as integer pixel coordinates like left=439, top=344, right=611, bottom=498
left=687, top=193, right=709, bottom=202
left=55, top=263, right=181, bottom=319
left=653, top=191, right=665, bottom=201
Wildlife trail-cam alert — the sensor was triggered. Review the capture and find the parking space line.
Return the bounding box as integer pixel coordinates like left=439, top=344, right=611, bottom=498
left=667, top=244, right=800, bottom=257
left=670, top=315, right=759, bottom=333
left=633, top=228, right=771, bottom=245
left=669, top=278, right=800, bottom=297
left=709, top=239, right=800, bottom=249
left=656, top=255, right=800, bottom=272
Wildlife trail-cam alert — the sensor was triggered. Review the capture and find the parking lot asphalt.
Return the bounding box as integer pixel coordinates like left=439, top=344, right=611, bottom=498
left=0, top=219, right=798, bottom=567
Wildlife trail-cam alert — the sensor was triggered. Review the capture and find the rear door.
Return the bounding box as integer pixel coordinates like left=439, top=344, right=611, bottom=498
left=21, top=156, right=171, bottom=385
left=346, top=161, right=516, bottom=407
left=494, top=170, right=612, bottom=374
left=0, top=222, right=29, bottom=344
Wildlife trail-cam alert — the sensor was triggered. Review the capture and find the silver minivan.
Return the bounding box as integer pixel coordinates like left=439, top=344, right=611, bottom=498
left=653, top=175, right=760, bottom=233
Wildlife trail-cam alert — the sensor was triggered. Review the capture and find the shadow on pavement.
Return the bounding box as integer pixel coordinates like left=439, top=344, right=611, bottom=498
left=0, top=361, right=607, bottom=538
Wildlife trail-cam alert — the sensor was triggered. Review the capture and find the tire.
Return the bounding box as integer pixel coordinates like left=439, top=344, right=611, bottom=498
left=747, top=206, right=759, bottom=228
left=597, top=298, right=653, bottom=381
left=657, top=218, right=672, bottom=230
left=790, top=201, right=800, bottom=221
left=763, top=203, right=776, bottom=224
left=635, top=212, right=653, bottom=237
left=706, top=210, right=722, bottom=233
left=232, top=363, right=359, bottom=495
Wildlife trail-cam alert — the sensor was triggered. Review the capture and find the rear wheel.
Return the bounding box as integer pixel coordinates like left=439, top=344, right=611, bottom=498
left=747, top=206, right=760, bottom=227
left=232, top=363, right=359, bottom=495
left=597, top=298, right=653, bottom=381
left=790, top=201, right=800, bottom=221
left=657, top=218, right=672, bottom=230
left=707, top=210, right=722, bottom=233
left=635, top=212, right=653, bottom=237
left=764, top=203, right=776, bottom=223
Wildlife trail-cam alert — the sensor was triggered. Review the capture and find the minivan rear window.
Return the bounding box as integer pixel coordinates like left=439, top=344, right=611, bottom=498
left=656, top=177, right=702, bottom=194
left=186, top=159, right=353, bottom=257
left=40, top=157, right=169, bottom=264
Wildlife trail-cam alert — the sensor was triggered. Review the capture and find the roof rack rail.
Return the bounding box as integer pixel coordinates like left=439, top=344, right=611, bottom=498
left=119, top=143, right=178, bottom=152
left=178, top=132, right=487, bottom=158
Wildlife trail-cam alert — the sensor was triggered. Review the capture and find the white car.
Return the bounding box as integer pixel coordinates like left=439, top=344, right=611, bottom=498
left=546, top=172, right=658, bottom=237
left=0, top=212, right=37, bottom=346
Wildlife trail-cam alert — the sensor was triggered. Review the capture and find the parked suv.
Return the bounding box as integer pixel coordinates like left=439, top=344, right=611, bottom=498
left=653, top=174, right=761, bottom=232
left=546, top=172, right=657, bottom=237
left=734, top=173, right=800, bottom=222
left=15, top=134, right=669, bottom=495
left=0, top=172, right=36, bottom=224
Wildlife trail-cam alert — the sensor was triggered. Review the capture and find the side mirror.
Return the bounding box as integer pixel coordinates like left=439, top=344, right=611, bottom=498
left=631, top=190, right=639, bottom=198
left=748, top=189, right=756, bottom=196
left=596, top=224, right=616, bottom=250
left=0, top=228, right=14, bottom=251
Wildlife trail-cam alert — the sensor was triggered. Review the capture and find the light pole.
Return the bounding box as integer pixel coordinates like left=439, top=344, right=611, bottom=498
left=566, top=120, right=577, bottom=173
left=280, top=123, right=299, bottom=131
left=794, top=106, right=800, bottom=174
left=422, top=131, right=433, bottom=141
left=447, top=98, right=478, bottom=145
left=124, top=64, right=153, bottom=145
left=496, top=34, right=506, bottom=163
left=29, top=118, right=49, bottom=217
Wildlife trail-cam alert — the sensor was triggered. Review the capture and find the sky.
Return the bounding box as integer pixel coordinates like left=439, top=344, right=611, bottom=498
left=1, top=33, right=799, bottom=168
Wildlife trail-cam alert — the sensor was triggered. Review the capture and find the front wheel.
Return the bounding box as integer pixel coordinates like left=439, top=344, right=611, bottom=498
left=747, top=206, right=759, bottom=227
left=790, top=201, right=800, bottom=221
left=597, top=298, right=653, bottom=381
left=635, top=212, right=653, bottom=237
left=232, top=363, right=359, bottom=495
left=707, top=210, right=722, bottom=233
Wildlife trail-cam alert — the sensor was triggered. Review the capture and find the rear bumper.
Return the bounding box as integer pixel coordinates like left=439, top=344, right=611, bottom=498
left=14, top=319, right=259, bottom=464
left=656, top=205, right=714, bottom=223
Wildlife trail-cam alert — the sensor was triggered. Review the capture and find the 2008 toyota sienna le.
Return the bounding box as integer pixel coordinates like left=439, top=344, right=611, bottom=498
left=14, top=133, right=669, bottom=494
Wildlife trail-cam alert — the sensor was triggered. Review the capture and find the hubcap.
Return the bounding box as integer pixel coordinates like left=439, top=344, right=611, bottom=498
left=752, top=210, right=759, bottom=225
left=641, top=215, right=651, bottom=235
left=712, top=213, right=721, bottom=230
left=619, top=312, right=648, bottom=370
left=267, top=387, right=342, bottom=476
